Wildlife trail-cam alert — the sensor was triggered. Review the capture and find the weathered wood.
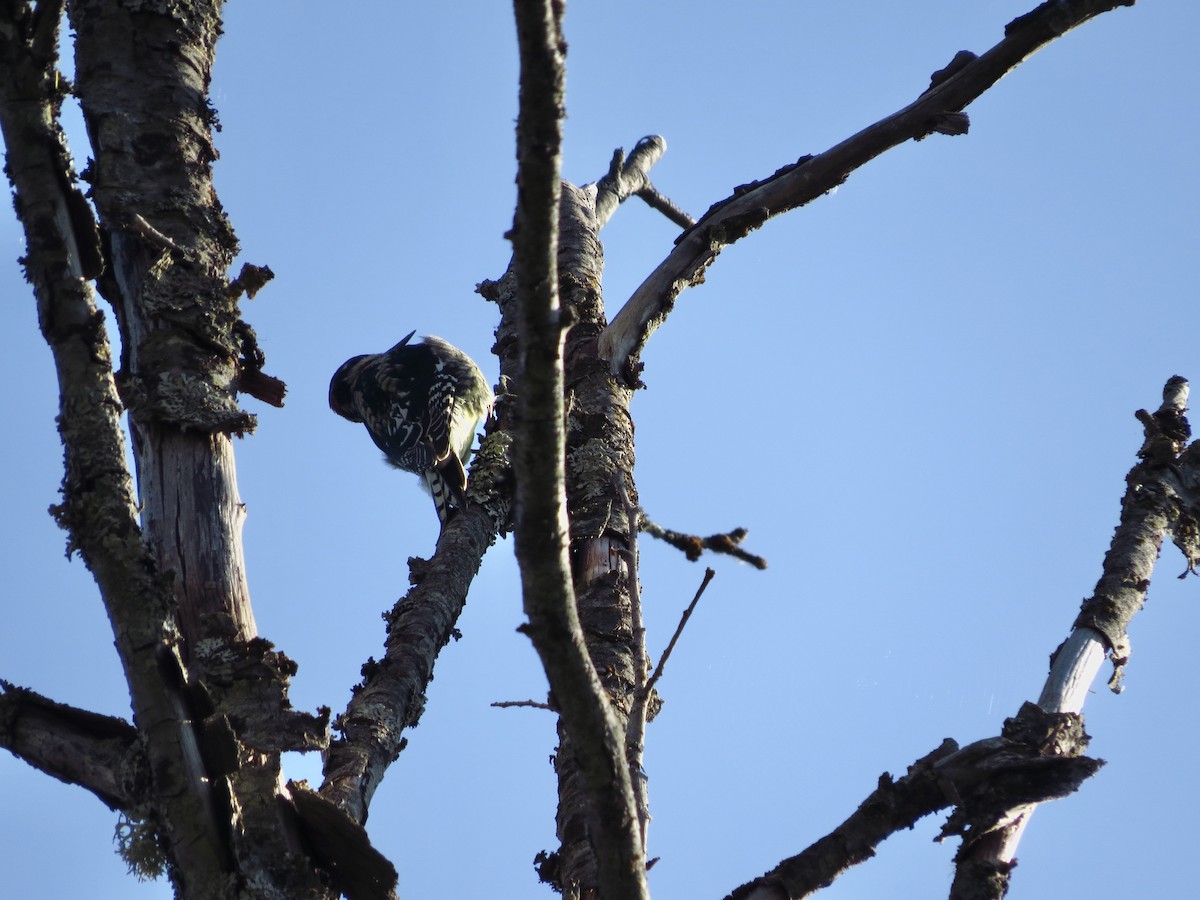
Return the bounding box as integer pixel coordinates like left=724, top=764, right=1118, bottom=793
left=599, top=0, right=1139, bottom=382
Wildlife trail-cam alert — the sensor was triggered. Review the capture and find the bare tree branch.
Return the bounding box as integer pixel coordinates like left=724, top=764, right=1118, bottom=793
left=325, top=117, right=670, bottom=887
left=2, top=0, right=1166, bottom=896
left=491, top=699, right=556, bottom=711
left=618, top=473, right=651, bottom=852
left=950, top=375, right=1192, bottom=898
left=288, top=783, right=398, bottom=900
left=545, top=184, right=650, bottom=897
left=0, top=2, right=230, bottom=884
left=643, top=568, right=715, bottom=702
left=593, top=135, right=670, bottom=229
left=635, top=179, right=696, bottom=229
left=724, top=370, right=1189, bottom=900
left=509, top=3, right=649, bottom=891
left=727, top=704, right=1100, bottom=900
left=641, top=515, right=768, bottom=569
left=484, top=167, right=661, bottom=894
left=319, top=505, right=499, bottom=824
left=599, top=0, right=1138, bottom=381
left=0, top=682, right=143, bottom=811
left=725, top=375, right=1185, bottom=900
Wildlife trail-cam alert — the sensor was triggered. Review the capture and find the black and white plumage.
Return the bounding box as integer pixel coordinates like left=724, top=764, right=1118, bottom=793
left=329, top=331, right=494, bottom=524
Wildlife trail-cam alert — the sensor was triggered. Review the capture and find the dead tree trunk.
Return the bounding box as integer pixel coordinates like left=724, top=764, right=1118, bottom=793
left=1, top=1, right=1174, bottom=898
left=0, top=1, right=333, bottom=896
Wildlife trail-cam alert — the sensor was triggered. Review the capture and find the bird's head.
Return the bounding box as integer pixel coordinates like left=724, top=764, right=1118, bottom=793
left=329, top=355, right=372, bottom=422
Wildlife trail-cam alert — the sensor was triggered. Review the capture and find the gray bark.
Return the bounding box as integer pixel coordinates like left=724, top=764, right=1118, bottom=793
left=0, top=1, right=1165, bottom=898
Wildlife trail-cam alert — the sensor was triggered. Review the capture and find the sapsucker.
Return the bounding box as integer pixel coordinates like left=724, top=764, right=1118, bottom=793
left=329, top=331, right=494, bottom=524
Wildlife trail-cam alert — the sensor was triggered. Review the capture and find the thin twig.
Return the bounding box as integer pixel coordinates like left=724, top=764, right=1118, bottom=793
left=129, top=212, right=186, bottom=253
left=641, top=515, right=768, bottom=569
left=491, top=699, right=555, bottom=711
left=644, top=568, right=715, bottom=698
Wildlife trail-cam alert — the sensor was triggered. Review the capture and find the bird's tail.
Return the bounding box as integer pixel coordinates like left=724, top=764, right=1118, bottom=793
left=424, top=454, right=469, bottom=525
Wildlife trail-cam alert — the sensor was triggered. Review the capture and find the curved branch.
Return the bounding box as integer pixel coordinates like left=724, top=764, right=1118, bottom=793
left=599, top=0, right=1137, bottom=380
left=725, top=376, right=1182, bottom=900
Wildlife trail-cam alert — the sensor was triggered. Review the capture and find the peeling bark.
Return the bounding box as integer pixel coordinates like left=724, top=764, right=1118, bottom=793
left=69, top=0, right=258, bottom=655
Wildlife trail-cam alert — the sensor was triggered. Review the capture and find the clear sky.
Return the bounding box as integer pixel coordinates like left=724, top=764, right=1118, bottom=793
left=2, top=2, right=1198, bottom=898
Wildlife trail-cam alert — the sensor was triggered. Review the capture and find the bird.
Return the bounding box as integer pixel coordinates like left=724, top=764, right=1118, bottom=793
left=329, top=331, right=494, bottom=524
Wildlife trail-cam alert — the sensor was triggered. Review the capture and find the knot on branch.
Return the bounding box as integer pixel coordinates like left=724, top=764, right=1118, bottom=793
left=593, top=134, right=669, bottom=227
left=477, top=278, right=502, bottom=302
left=927, top=50, right=978, bottom=92
left=934, top=702, right=1102, bottom=852
left=115, top=252, right=276, bottom=430
left=533, top=848, right=563, bottom=894
left=918, top=52, right=976, bottom=138
left=1136, top=375, right=1191, bottom=457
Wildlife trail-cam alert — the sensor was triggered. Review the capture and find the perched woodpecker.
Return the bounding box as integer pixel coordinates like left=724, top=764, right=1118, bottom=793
left=329, top=331, right=494, bottom=524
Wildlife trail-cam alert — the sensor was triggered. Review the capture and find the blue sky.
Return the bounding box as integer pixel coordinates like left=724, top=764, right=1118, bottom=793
left=2, top=1, right=1198, bottom=897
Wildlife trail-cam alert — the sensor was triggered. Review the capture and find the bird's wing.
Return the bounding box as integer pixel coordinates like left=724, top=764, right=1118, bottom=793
left=357, top=356, right=440, bottom=472
left=422, top=368, right=459, bottom=465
